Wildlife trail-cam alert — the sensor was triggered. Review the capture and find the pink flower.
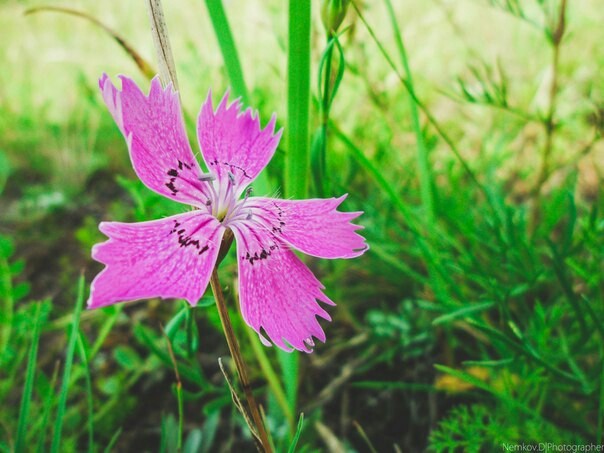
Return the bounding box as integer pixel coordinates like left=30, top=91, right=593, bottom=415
left=89, top=75, right=368, bottom=352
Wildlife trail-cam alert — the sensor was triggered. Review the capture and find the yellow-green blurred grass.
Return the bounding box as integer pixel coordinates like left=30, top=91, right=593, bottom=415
left=0, top=0, right=602, bottom=208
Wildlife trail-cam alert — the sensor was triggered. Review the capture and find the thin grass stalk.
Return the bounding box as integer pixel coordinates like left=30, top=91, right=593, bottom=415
left=89, top=305, right=123, bottom=360
left=244, top=323, right=295, bottom=428
left=531, top=0, right=567, bottom=228
left=15, top=302, right=43, bottom=452
left=599, top=353, right=604, bottom=444
left=384, top=0, right=434, bottom=224
left=314, top=36, right=334, bottom=198
left=0, top=247, right=14, bottom=358
left=210, top=269, right=273, bottom=452
left=76, top=333, right=95, bottom=452
left=103, top=428, right=123, bottom=453
left=350, top=0, right=494, bottom=217
left=36, top=361, right=60, bottom=453
left=163, top=329, right=184, bottom=451
left=186, top=305, right=195, bottom=358
left=146, top=0, right=179, bottom=91
left=50, top=275, right=85, bottom=453
left=314, top=32, right=345, bottom=197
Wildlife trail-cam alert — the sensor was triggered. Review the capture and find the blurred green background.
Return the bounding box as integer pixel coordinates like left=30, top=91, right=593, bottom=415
left=1, top=0, right=603, bottom=451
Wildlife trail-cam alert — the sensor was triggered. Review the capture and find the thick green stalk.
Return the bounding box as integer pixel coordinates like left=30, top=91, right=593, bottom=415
left=384, top=0, right=434, bottom=223
left=286, top=0, right=311, bottom=199
left=283, top=0, right=312, bottom=427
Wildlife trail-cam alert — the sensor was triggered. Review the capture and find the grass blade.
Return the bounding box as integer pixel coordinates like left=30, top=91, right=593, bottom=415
left=104, top=428, right=123, bottom=453
left=432, top=301, right=496, bottom=326
left=599, top=355, right=604, bottom=443
left=15, top=302, right=43, bottom=452
left=35, top=361, right=59, bottom=453
left=89, top=305, right=123, bottom=360
left=383, top=0, right=433, bottom=223
left=287, top=413, right=304, bottom=453
left=204, top=0, right=249, bottom=103
left=204, top=0, right=270, bottom=195
left=0, top=247, right=14, bottom=362
left=50, top=275, right=85, bottom=453
left=77, top=332, right=95, bottom=452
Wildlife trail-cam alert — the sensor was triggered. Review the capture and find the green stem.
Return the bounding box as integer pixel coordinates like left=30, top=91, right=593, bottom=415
left=176, top=383, right=184, bottom=452
left=282, top=0, right=312, bottom=426
left=286, top=0, right=311, bottom=199
left=315, top=41, right=333, bottom=197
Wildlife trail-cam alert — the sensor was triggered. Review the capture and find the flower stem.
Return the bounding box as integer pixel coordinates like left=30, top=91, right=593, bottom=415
left=209, top=268, right=272, bottom=453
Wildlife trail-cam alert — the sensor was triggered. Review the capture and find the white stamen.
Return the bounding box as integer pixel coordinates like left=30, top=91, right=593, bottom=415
left=198, top=173, right=216, bottom=182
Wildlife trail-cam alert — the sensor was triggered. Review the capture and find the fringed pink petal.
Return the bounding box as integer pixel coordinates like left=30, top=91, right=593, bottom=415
left=197, top=91, right=282, bottom=197
left=99, top=74, right=211, bottom=208
left=242, top=195, right=368, bottom=259
left=88, top=211, right=224, bottom=309
left=231, top=222, right=334, bottom=353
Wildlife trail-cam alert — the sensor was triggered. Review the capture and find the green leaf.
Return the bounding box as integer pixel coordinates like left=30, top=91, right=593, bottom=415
left=287, top=413, right=305, bottom=453
left=114, top=345, right=143, bottom=370
left=432, top=301, right=496, bottom=326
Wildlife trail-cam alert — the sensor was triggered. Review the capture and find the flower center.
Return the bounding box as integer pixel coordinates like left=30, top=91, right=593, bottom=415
left=205, top=171, right=252, bottom=226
